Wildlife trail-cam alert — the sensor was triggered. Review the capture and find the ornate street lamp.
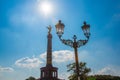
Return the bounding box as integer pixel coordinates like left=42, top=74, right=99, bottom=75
left=55, top=20, right=65, bottom=38
left=55, top=20, right=90, bottom=80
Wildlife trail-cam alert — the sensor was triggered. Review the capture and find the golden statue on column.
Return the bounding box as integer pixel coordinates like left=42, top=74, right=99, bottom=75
left=47, top=25, right=52, bottom=34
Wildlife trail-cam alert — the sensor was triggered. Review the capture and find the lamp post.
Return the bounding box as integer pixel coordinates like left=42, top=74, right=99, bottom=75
left=55, top=20, right=90, bottom=80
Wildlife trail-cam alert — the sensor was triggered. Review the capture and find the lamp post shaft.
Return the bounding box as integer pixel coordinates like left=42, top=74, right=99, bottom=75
left=73, top=40, right=80, bottom=80
left=74, top=47, right=80, bottom=80
left=55, top=20, right=90, bottom=80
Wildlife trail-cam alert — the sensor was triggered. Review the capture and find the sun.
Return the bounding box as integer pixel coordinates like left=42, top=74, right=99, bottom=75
left=38, top=1, right=53, bottom=16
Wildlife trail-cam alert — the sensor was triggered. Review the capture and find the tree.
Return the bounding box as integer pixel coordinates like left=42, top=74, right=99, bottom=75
left=67, top=62, right=91, bottom=80
left=25, top=76, right=36, bottom=80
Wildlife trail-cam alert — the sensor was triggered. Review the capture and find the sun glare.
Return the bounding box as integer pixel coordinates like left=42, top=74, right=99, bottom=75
left=38, top=1, right=53, bottom=16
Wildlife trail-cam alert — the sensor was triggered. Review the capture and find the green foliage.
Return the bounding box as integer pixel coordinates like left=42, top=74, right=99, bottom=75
left=87, top=77, right=96, bottom=80
left=67, top=62, right=91, bottom=80
left=88, top=75, right=120, bottom=80
left=92, top=75, right=120, bottom=80
left=25, top=76, right=36, bottom=80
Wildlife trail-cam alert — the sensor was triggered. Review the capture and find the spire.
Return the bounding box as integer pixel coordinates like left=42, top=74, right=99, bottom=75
left=46, top=26, right=52, bottom=66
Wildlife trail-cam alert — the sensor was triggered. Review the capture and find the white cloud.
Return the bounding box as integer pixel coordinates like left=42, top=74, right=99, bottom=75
left=40, top=52, right=46, bottom=60
left=96, top=65, right=120, bottom=76
left=15, top=57, right=43, bottom=68
left=59, top=72, right=70, bottom=80
left=53, top=50, right=74, bottom=62
left=40, top=50, right=74, bottom=63
left=0, top=66, right=14, bottom=72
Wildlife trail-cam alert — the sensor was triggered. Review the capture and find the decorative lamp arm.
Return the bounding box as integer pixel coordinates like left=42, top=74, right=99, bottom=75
left=77, top=39, right=88, bottom=48
left=59, top=37, right=73, bottom=48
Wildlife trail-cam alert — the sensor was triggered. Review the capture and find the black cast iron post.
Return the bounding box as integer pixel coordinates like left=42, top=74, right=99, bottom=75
left=55, top=20, right=90, bottom=80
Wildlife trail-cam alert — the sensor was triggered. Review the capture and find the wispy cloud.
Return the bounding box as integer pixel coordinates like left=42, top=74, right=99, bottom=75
left=40, top=50, right=74, bottom=63
left=8, top=0, right=42, bottom=28
left=105, top=13, right=120, bottom=29
left=96, top=65, right=120, bottom=76
left=59, top=72, right=70, bottom=80
left=78, top=50, right=89, bottom=59
left=15, top=57, right=43, bottom=68
left=10, top=13, right=39, bottom=27
left=9, top=5, right=40, bottom=27
left=0, top=66, right=14, bottom=72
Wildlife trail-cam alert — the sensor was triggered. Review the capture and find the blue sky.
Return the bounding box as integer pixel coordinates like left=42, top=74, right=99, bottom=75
left=0, top=0, right=120, bottom=80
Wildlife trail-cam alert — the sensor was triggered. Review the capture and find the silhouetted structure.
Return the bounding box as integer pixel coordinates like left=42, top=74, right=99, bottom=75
left=55, top=20, right=90, bottom=80
left=39, top=26, right=61, bottom=80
